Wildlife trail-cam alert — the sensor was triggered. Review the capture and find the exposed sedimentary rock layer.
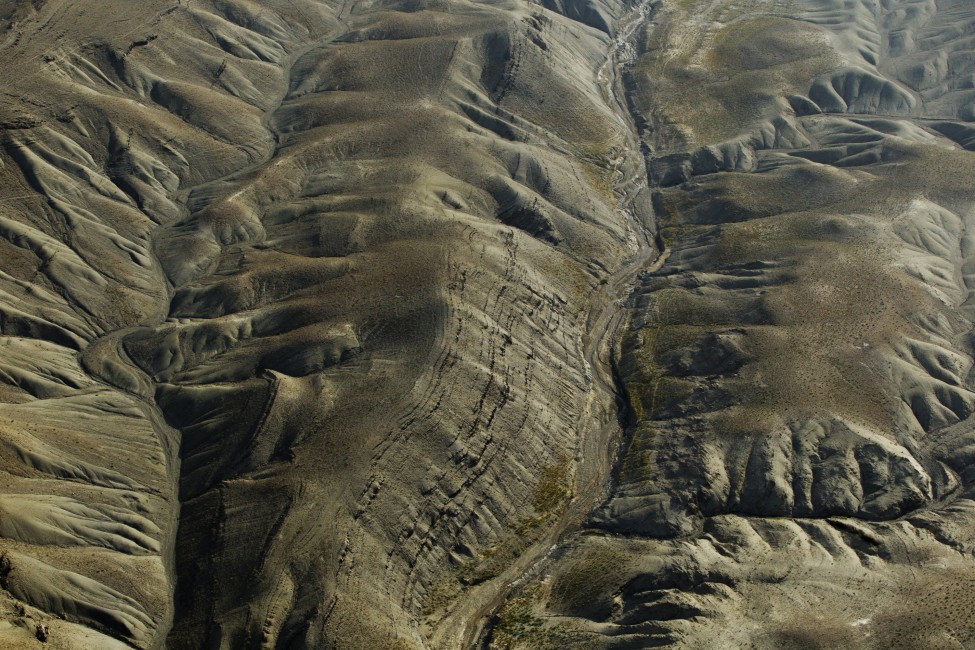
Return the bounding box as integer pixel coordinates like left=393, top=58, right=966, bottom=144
left=3, top=0, right=975, bottom=649
left=0, top=0, right=652, bottom=647
left=489, top=1, right=975, bottom=648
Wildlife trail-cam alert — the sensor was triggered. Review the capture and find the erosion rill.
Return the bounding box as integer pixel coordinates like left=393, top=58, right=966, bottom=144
left=2, top=0, right=975, bottom=649
left=0, top=0, right=654, bottom=647
left=485, top=0, right=975, bottom=648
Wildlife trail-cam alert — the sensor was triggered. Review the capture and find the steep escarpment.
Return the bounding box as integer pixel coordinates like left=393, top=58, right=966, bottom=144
left=488, top=1, right=975, bottom=648
left=0, top=0, right=654, bottom=647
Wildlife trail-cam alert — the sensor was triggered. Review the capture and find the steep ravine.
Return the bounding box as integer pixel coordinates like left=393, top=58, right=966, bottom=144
left=0, top=0, right=660, bottom=647
left=422, top=3, right=664, bottom=646
left=465, top=1, right=661, bottom=646
left=486, top=1, right=975, bottom=648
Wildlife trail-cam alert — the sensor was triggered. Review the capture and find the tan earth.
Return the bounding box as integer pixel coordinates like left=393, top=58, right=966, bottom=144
left=0, top=0, right=974, bottom=648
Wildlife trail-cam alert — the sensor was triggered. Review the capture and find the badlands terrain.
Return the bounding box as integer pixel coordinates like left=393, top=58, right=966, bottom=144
left=0, top=0, right=974, bottom=647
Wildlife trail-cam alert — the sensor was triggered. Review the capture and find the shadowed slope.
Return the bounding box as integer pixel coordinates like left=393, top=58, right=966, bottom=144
left=0, top=0, right=654, bottom=647
left=487, top=1, right=975, bottom=648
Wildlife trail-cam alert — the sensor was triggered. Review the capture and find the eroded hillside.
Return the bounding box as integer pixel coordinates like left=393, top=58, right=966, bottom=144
left=489, top=0, right=975, bottom=648
left=0, top=0, right=655, bottom=647
left=1, top=0, right=975, bottom=649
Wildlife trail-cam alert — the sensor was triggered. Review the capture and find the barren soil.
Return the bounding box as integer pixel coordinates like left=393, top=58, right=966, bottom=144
left=0, top=0, right=974, bottom=649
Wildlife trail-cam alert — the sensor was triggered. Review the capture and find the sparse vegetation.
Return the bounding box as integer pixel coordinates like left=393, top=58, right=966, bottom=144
left=6, top=0, right=975, bottom=648
left=490, top=585, right=593, bottom=650
left=548, top=545, right=630, bottom=618
left=457, top=457, right=574, bottom=587
left=532, top=455, right=573, bottom=514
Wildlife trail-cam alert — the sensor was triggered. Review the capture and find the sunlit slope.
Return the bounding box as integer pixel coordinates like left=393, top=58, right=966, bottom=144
left=491, top=1, right=975, bottom=648
left=0, top=0, right=652, bottom=647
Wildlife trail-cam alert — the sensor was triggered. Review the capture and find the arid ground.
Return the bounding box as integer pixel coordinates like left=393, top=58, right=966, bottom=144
left=1, top=0, right=974, bottom=648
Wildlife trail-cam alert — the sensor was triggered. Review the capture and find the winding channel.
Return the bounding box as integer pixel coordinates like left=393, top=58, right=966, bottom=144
left=432, top=1, right=668, bottom=646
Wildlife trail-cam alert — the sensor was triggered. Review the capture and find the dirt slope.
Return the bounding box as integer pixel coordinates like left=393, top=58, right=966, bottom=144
left=487, top=1, right=975, bottom=648
left=2, top=0, right=975, bottom=649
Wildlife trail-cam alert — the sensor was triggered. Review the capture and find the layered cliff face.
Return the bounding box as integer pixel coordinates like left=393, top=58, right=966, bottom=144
left=491, top=0, right=975, bottom=648
left=0, top=0, right=658, bottom=647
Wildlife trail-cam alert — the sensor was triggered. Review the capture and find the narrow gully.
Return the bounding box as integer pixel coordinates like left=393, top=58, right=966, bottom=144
left=72, top=8, right=358, bottom=643
left=465, top=1, right=667, bottom=646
